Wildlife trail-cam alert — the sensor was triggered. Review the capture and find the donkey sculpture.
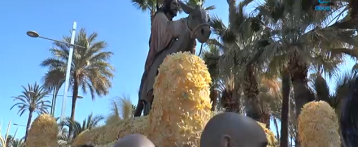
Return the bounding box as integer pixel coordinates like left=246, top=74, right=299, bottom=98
left=134, top=1, right=212, bottom=116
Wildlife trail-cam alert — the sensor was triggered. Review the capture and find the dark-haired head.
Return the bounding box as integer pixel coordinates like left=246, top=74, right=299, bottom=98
left=158, top=0, right=179, bottom=19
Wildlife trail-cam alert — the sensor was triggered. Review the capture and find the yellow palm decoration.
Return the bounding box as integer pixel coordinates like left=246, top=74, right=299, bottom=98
left=0, top=120, right=11, bottom=147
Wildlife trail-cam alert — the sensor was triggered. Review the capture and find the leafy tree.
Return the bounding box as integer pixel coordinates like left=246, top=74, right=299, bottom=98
left=10, top=82, right=51, bottom=141
left=41, top=28, right=114, bottom=139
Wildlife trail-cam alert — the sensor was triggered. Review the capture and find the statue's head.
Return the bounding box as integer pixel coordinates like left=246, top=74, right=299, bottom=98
left=200, top=112, right=268, bottom=147
left=178, top=1, right=211, bottom=43
left=112, top=134, right=155, bottom=147
left=162, top=0, right=180, bottom=18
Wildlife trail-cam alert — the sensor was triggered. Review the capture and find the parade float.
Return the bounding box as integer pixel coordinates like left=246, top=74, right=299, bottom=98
left=23, top=52, right=303, bottom=147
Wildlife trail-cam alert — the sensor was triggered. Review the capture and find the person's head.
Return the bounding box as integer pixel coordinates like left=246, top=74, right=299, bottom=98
left=112, top=134, right=155, bottom=147
left=161, top=0, right=180, bottom=18
left=200, top=112, right=268, bottom=147
left=77, top=145, right=94, bottom=147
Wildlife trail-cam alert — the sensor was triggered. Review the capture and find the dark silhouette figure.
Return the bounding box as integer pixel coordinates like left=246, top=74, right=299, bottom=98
left=340, top=77, right=358, bottom=147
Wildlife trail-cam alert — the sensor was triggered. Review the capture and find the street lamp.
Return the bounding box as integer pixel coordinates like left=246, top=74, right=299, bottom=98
left=26, top=31, right=85, bottom=48
left=12, top=123, right=23, bottom=140
left=26, top=22, right=84, bottom=124
left=26, top=31, right=39, bottom=38
left=47, top=94, right=84, bottom=98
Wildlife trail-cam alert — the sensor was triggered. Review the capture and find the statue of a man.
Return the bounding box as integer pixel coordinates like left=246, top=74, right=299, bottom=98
left=135, top=0, right=181, bottom=117
left=145, top=0, right=180, bottom=71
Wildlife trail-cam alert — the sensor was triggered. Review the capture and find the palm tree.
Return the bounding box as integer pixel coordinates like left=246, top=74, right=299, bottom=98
left=202, top=45, right=221, bottom=111
left=41, top=28, right=115, bottom=139
left=209, top=0, right=269, bottom=121
left=9, top=137, right=25, bottom=147
left=58, top=113, right=104, bottom=145
left=252, top=0, right=354, bottom=117
left=4, top=134, right=25, bottom=147
left=205, top=0, right=255, bottom=114
left=10, top=83, right=51, bottom=141
left=313, top=72, right=356, bottom=119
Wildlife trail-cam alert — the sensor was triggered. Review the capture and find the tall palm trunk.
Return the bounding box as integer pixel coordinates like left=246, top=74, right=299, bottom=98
left=68, top=75, right=80, bottom=140
left=50, top=85, right=60, bottom=116
left=243, top=65, right=261, bottom=121
left=25, top=110, right=33, bottom=141
left=350, top=0, right=358, bottom=27
left=50, top=92, right=56, bottom=116
left=288, top=52, right=314, bottom=116
left=227, top=0, right=236, bottom=27
left=280, top=69, right=290, bottom=147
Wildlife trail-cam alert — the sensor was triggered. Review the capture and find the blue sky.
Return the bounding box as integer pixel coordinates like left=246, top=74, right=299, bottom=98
left=0, top=0, right=230, bottom=139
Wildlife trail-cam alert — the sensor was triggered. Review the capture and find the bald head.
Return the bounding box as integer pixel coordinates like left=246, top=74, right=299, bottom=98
left=200, top=112, right=268, bottom=147
left=78, top=145, right=94, bottom=147
left=113, top=134, right=155, bottom=147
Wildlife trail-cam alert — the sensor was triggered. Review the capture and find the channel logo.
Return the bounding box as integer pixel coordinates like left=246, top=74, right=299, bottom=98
left=315, top=0, right=331, bottom=11
left=318, top=0, right=330, bottom=3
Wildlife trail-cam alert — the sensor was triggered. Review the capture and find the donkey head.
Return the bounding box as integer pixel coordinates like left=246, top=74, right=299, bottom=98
left=179, top=1, right=211, bottom=43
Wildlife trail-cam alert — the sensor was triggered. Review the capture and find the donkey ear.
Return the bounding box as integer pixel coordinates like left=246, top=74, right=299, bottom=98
left=178, top=1, right=194, bottom=14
